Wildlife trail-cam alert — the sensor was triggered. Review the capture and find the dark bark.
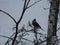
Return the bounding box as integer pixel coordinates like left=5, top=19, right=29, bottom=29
left=12, top=24, right=18, bottom=45
left=47, top=0, right=59, bottom=45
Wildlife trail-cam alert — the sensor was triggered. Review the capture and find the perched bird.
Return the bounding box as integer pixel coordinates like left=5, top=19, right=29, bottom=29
left=32, top=19, right=44, bottom=31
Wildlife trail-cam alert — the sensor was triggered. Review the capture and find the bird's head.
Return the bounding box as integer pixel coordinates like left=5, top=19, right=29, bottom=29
left=33, top=19, right=36, bottom=21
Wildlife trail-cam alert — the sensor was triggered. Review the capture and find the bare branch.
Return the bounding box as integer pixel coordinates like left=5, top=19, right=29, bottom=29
left=43, top=7, right=49, bottom=10
left=17, top=0, right=27, bottom=24
left=0, top=0, right=43, bottom=45
left=0, top=10, right=16, bottom=23
left=39, top=39, right=46, bottom=43
left=17, top=0, right=41, bottom=24
left=57, top=27, right=60, bottom=31
left=24, top=0, right=27, bottom=9
left=0, top=35, right=19, bottom=45
left=39, top=38, right=60, bottom=44
left=16, top=38, right=33, bottom=45
left=0, top=35, right=13, bottom=40
left=20, top=37, right=33, bottom=43
left=5, top=32, right=15, bottom=45
left=27, top=0, right=42, bottom=9
left=26, top=0, right=30, bottom=8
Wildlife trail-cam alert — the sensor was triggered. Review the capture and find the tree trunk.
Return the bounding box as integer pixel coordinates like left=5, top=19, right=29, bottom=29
left=47, top=0, right=59, bottom=45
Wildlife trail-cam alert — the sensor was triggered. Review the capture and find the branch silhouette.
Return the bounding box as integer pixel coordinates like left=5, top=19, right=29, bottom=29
left=27, top=0, right=42, bottom=9
left=12, top=0, right=29, bottom=45
left=0, top=10, right=16, bottom=23
left=0, top=0, right=42, bottom=45
left=0, top=35, right=13, bottom=40
left=17, top=0, right=27, bottom=24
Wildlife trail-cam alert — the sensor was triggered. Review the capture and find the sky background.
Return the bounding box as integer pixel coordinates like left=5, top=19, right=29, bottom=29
left=0, top=0, right=60, bottom=45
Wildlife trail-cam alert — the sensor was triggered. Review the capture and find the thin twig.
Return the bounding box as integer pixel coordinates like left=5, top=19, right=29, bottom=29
left=21, top=37, right=33, bottom=43
left=5, top=32, right=15, bottom=45
left=57, top=27, right=60, bottom=31
left=26, top=0, right=30, bottom=8
left=0, top=35, right=13, bottom=40
left=17, top=0, right=27, bottom=24
left=39, top=39, right=46, bottom=43
left=0, top=35, right=18, bottom=45
left=27, top=0, right=42, bottom=9
left=0, top=10, right=16, bottom=23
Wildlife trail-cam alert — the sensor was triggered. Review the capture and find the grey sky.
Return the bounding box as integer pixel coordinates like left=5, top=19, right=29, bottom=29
left=1, top=0, right=60, bottom=45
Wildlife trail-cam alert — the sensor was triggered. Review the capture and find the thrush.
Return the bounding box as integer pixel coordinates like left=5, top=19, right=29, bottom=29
left=32, top=19, right=44, bottom=31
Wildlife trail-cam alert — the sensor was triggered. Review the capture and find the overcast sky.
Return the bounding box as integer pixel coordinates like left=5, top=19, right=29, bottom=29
left=0, top=0, right=60, bottom=45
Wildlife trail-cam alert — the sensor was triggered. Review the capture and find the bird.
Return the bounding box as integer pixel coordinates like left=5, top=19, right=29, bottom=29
left=32, top=19, right=44, bottom=31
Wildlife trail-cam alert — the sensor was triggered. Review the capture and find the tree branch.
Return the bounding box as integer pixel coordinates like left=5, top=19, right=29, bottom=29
left=17, top=0, right=27, bottom=24
left=0, top=35, right=13, bottom=40
left=0, top=35, right=18, bottom=45
left=0, top=10, right=16, bottom=23
left=27, top=0, right=42, bottom=9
